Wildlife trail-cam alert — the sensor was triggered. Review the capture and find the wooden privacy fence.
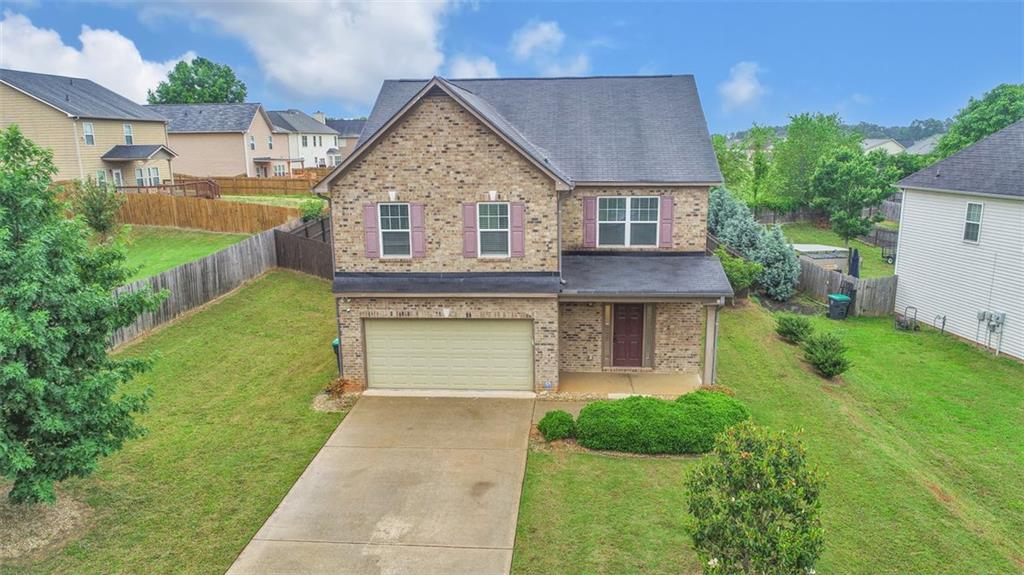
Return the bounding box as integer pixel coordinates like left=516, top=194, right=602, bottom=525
left=117, top=194, right=298, bottom=233
left=118, top=179, right=220, bottom=199
left=797, top=259, right=898, bottom=317
left=274, top=231, right=333, bottom=280
left=293, top=167, right=332, bottom=180
left=211, top=176, right=313, bottom=196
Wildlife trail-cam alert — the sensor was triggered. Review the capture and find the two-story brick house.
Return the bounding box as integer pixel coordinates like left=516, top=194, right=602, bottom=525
left=315, top=75, right=731, bottom=393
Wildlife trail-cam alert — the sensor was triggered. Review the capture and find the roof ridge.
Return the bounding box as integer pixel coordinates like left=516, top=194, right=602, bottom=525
left=0, top=67, right=94, bottom=83
left=389, top=74, right=693, bottom=83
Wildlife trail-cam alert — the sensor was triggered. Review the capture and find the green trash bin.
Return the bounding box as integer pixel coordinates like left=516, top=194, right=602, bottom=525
left=331, top=338, right=341, bottom=374
left=827, top=294, right=851, bottom=320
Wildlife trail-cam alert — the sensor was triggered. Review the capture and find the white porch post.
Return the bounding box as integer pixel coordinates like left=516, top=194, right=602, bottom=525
left=702, top=301, right=722, bottom=385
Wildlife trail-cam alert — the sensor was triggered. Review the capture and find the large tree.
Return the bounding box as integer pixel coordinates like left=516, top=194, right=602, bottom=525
left=147, top=57, right=247, bottom=104
left=742, top=125, right=777, bottom=208
left=935, top=83, right=1024, bottom=158
left=0, top=126, right=162, bottom=504
left=772, top=113, right=861, bottom=205
left=810, top=147, right=897, bottom=246
left=712, top=135, right=751, bottom=191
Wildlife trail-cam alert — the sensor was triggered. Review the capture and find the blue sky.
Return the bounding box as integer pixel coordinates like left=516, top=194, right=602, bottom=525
left=2, top=1, right=1021, bottom=134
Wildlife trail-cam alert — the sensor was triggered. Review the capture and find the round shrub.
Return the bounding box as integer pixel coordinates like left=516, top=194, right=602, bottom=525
left=537, top=410, right=576, bottom=441
left=299, top=197, right=327, bottom=221
left=803, top=332, right=851, bottom=378
left=775, top=313, right=814, bottom=344
left=575, top=392, right=750, bottom=455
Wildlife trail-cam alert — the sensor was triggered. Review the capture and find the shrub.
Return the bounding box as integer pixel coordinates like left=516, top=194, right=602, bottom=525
left=775, top=313, right=814, bottom=344
left=575, top=392, right=750, bottom=455
left=537, top=410, right=576, bottom=441
left=802, top=332, right=850, bottom=378
left=752, top=225, right=800, bottom=301
left=687, top=421, right=824, bottom=575
left=716, top=200, right=763, bottom=259
left=70, top=176, right=124, bottom=237
left=299, top=197, right=327, bottom=221
left=715, top=247, right=763, bottom=294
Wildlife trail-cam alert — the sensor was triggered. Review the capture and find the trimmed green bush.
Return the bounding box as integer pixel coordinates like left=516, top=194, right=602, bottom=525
left=299, top=198, right=327, bottom=221
left=537, top=410, right=576, bottom=441
left=575, top=392, right=750, bottom=455
left=775, top=313, right=814, bottom=344
left=803, top=332, right=851, bottom=378
left=715, top=247, right=763, bottom=294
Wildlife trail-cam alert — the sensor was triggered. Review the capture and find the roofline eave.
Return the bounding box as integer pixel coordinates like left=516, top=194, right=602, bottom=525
left=899, top=184, right=1024, bottom=201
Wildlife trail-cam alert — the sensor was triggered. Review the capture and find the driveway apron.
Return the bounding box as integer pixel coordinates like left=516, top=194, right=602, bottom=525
left=227, top=396, right=534, bottom=575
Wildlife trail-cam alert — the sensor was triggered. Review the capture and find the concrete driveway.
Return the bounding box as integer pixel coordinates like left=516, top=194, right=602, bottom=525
left=227, top=396, right=534, bottom=575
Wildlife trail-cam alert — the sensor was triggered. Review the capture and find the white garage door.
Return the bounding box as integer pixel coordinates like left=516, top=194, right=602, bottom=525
left=364, top=319, right=534, bottom=390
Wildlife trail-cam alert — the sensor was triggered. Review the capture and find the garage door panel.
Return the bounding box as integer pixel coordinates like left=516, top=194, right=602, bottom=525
left=364, top=319, right=534, bottom=390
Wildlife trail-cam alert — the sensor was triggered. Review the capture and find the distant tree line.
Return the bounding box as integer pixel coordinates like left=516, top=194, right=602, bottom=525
left=726, top=117, right=951, bottom=147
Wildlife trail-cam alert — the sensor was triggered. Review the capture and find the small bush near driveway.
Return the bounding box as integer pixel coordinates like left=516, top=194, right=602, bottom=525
left=537, top=410, right=576, bottom=441
left=803, top=332, right=851, bottom=378
left=775, top=313, right=814, bottom=344
left=575, top=392, right=750, bottom=455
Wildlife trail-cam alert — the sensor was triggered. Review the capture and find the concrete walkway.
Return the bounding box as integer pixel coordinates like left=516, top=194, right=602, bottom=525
left=227, top=396, right=534, bottom=575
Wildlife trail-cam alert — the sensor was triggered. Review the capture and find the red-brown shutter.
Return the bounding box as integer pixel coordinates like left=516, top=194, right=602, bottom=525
left=462, top=203, right=477, bottom=257
left=410, top=203, right=426, bottom=258
left=659, top=196, right=674, bottom=248
left=510, top=202, right=525, bottom=257
left=583, top=196, right=597, bottom=248
left=362, top=203, right=379, bottom=257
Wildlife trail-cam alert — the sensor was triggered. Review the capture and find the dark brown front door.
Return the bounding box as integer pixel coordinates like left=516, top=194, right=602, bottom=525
left=612, top=304, right=644, bottom=367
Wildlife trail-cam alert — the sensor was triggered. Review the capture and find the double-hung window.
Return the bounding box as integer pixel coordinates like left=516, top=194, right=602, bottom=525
left=123, top=123, right=133, bottom=145
left=378, top=203, right=411, bottom=257
left=146, top=167, right=160, bottom=186
left=135, top=168, right=145, bottom=186
left=111, top=169, right=123, bottom=187
left=597, top=196, right=659, bottom=246
left=478, top=202, right=510, bottom=257
left=83, top=122, right=95, bottom=145
left=248, top=135, right=256, bottom=150
left=268, top=136, right=274, bottom=150
left=301, top=135, right=308, bottom=147
left=963, top=202, right=983, bottom=243
left=95, top=170, right=107, bottom=186
left=273, top=164, right=286, bottom=177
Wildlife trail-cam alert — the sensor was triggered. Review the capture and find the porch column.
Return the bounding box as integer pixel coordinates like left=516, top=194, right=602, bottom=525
left=702, top=302, right=722, bottom=385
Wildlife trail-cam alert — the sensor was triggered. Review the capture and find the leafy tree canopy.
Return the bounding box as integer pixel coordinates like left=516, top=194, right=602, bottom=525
left=810, top=147, right=897, bottom=245
left=935, top=83, right=1024, bottom=158
left=147, top=57, right=247, bottom=104
left=772, top=113, right=861, bottom=205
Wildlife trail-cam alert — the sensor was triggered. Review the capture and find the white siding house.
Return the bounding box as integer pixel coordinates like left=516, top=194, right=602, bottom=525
left=894, top=120, right=1024, bottom=360
left=267, top=109, right=340, bottom=169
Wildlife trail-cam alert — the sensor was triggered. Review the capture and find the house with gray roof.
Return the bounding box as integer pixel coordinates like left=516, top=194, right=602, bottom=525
left=905, top=133, right=942, bottom=155
left=894, top=120, right=1024, bottom=360
left=316, top=75, right=732, bottom=394
left=862, top=137, right=906, bottom=155
left=0, top=68, right=177, bottom=184
left=145, top=102, right=298, bottom=177
left=267, top=109, right=341, bottom=168
left=325, top=118, right=366, bottom=161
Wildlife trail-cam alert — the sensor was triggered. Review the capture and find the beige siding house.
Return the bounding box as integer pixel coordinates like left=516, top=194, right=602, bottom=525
left=0, top=68, right=175, bottom=184
left=895, top=120, right=1024, bottom=360
left=324, top=118, right=366, bottom=163
left=862, top=138, right=906, bottom=155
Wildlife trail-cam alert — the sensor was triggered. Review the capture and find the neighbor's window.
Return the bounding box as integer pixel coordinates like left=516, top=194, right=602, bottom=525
left=95, top=170, right=107, bottom=186
left=111, top=169, right=123, bottom=186
left=147, top=167, right=160, bottom=186
left=123, top=123, right=133, bottom=145
left=378, top=203, right=411, bottom=257
left=963, top=202, right=983, bottom=243
left=135, top=168, right=144, bottom=186
left=83, top=122, right=95, bottom=145
left=598, top=196, right=659, bottom=246
left=301, top=135, right=308, bottom=147
left=248, top=135, right=256, bottom=150
left=273, top=164, right=286, bottom=176
left=478, top=202, right=510, bottom=257
left=268, top=135, right=274, bottom=150
left=334, top=136, right=339, bottom=146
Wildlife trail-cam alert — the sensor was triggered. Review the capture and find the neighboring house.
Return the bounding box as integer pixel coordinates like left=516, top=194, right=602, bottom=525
left=0, top=68, right=176, bottom=185
left=267, top=109, right=340, bottom=168
left=862, top=137, right=906, bottom=154
left=145, top=103, right=295, bottom=177
left=315, top=75, right=732, bottom=393
left=905, top=133, right=942, bottom=155
left=895, top=120, right=1024, bottom=360
left=325, top=118, right=366, bottom=162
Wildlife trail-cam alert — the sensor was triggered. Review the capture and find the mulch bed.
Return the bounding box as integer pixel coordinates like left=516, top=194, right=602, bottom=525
left=0, top=485, right=91, bottom=561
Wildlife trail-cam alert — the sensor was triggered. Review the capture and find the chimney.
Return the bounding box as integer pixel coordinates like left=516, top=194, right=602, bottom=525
left=313, top=111, right=326, bottom=124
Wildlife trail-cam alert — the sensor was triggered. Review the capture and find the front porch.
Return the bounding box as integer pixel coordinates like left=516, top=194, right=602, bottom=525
left=555, top=370, right=702, bottom=398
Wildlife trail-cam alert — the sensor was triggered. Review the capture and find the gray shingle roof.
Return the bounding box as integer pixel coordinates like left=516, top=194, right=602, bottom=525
left=357, top=75, right=722, bottom=184
left=100, top=144, right=176, bottom=160
left=899, top=120, right=1024, bottom=199
left=326, top=118, right=366, bottom=137
left=561, top=254, right=733, bottom=297
left=267, top=109, right=338, bottom=134
left=904, top=133, right=942, bottom=155
left=0, top=68, right=166, bottom=122
left=333, top=272, right=561, bottom=294
left=145, top=103, right=264, bottom=133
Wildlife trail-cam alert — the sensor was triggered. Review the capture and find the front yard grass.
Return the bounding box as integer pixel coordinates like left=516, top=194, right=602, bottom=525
left=124, top=225, right=250, bottom=281
left=782, top=222, right=893, bottom=278
left=0, top=270, right=343, bottom=574
left=513, top=302, right=1024, bottom=574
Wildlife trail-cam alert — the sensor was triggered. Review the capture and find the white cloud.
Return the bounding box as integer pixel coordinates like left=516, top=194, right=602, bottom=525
left=510, top=20, right=564, bottom=60
left=147, top=1, right=449, bottom=106
left=0, top=11, right=193, bottom=103
left=541, top=54, right=590, bottom=77
left=448, top=55, right=498, bottom=79
left=718, top=61, right=767, bottom=111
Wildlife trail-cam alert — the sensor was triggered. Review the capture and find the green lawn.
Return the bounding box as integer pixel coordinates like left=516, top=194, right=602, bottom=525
left=220, top=194, right=315, bottom=208
left=514, top=302, right=1024, bottom=574
left=124, top=226, right=250, bottom=282
left=1, top=270, right=343, bottom=575
left=782, top=222, right=893, bottom=278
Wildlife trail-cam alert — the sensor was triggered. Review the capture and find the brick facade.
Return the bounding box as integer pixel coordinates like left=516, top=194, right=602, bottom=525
left=338, top=296, right=559, bottom=392
left=558, top=303, right=605, bottom=371
left=561, top=186, right=709, bottom=252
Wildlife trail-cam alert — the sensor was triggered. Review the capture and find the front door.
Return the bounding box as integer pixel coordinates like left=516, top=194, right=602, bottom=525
left=612, top=304, right=644, bottom=367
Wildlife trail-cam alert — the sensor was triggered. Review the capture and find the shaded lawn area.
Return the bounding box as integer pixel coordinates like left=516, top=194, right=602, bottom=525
left=124, top=225, right=250, bottom=281
left=513, top=302, right=1024, bottom=575
left=1, top=270, right=343, bottom=575
left=220, top=194, right=315, bottom=208
left=782, top=222, right=893, bottom=278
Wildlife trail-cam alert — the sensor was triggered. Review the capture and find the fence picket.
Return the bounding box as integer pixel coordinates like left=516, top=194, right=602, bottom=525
left=117, top=194, right=298, bottom=233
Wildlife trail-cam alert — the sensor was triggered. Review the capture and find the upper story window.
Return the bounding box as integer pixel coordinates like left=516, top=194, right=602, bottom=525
left=268, top=136, right=274, bottom=150
left=83, top=122, right=95, bottom=146
left=478, top=202, right=510, bottom=257
left=963, top=202, right=983, bottom=243
left=123, top=123, right=134, bottom=145
left=334, top=136, right=339, bottom=146
left=248, top=135, right=256, bottom=150
left=301, top=135, right=308, bottom=147
left=379, top=203, right=411, bottom=257
left=598, top=196, right=658, bottom=246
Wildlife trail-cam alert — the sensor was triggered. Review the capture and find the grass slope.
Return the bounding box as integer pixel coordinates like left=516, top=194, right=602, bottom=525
left=782, top=222, right=893, bottom=278
left=1, top=270, right=342, bottom=574
left=124, top=226, right=250, bottom=281
left=513, top=303, right=1023, bottom=574
left=220, top=195, right=315, bottom=208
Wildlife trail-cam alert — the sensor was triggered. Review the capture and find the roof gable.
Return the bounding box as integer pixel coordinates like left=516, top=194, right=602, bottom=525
left=0, top=68, right=166, bottom=122
left=267, top=109, right=339, bottom=135
left=145, top=103, right=266, bottom=133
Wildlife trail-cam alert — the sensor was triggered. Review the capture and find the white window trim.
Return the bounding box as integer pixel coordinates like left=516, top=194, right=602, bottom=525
left=95, top=170, right=107, bottom=186
left=597, top=196, right=660, bottom=247
left=147, top=166, right=160, bottom=186
left=477, top=201, right=511, bottom=258
left=963, top=201, right=984, bottom=244
left=268, top=135, right=274, bottom=150
left=83, top=122, right=95, bottom=146
left=111, top=169, right=123, bottom=187
left=378, top=202, right=412, bottom=259
left=134, top=168, right=144, bottom=186
left=248, top=135, right=256, bottom=150
left=123, top=123, right=133, bottom=145
left=301, top=135, right=308, bottom=147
